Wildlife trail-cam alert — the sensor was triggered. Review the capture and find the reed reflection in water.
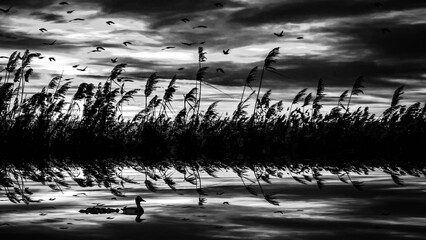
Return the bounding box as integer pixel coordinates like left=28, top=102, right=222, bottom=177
left=1, top=167, right=425, bottom=240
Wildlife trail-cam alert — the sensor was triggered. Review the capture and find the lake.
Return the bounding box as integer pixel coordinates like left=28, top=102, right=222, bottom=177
left=1, top=167, right=425, bottom=240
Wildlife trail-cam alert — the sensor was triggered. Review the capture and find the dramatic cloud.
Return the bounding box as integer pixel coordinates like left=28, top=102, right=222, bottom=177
left=0, top=0, right=425, bottom=114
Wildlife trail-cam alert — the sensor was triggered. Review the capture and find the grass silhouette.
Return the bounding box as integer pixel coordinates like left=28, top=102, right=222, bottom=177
left=1, top=48, right=426, bottom=204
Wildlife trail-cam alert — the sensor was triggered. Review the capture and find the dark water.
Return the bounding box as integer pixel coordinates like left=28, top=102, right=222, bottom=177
left=1, top=168, right=425, bottom=240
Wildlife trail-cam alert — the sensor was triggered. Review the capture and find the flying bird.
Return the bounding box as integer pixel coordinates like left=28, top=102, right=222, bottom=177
left=215, top=3, right=224, bottom=8
left=43, top=40, right=56, bottom=45
left=178, top=67, right=184, bottom=71
left=72, top=64, right=79, bottom=68
left=216, top=68, right=224, bottom=73
left=123, top=41, right=132, bottom=46
left=39, top=28, right=47, bottom=33
left=193, top=25, right=208, bottom=29
left=381, top=28, right=391, bottom=34
left=0, top=6, right=12, bottom=13
left=161, top=46, right=175, bottom=50
left=223, top=202, right=229, bottom=205
left=297, top=36, right=304, bottom=39
left=274, top=211, right=284, bottom=214
left=106, top=21, right=115, bottom=25
left=181, top=18, right=190, bottom=23
left=59, top=2, right=69, bottom=5
left=111, top=58, right=117, bottom=63
left=69, top=18, right=85, bottom=22
left=49, top=57, right=56, bottom=62
left=77, top=66, right=87, bottom=71
left=181, top=42, right=194, bottom=46
left=199, top=41, right=206, bottom=44
left=67, top=10, right=75, bottom=14
left=96, top=46, right=105, bottom=51
left=223, top=49, right=230, bottom=55
left=274, top=31, right=284, bottom=37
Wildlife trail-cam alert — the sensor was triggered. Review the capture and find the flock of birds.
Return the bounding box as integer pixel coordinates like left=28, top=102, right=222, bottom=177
left=0, top=2, right=237, bottom=74
left=0, top=1, right=309, bottom=76
left=0, top=1, right=392, bottom=78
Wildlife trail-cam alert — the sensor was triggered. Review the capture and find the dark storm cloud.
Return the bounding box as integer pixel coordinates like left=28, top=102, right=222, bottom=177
left=94, top=0, right=242, bottom=16
left=229, top=0, right=426, bottom=26
left=87, top=0, right=244, bottom=29
left=0, top=31, right=81, bottom=53
left=0, top=0, right=56, bottom=10
left=317, top=21, right=426, bottom=59
left=30, top=11, right=67, bottom=23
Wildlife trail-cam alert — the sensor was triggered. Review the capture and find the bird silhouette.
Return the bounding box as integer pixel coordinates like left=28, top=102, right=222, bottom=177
left=67, top=10, right=74, bottom=14
left=0, top=6, right=12, bottom=13
left=297, top=36, right=304, bottom=39
left=123, top=41, right=132, bottom=46
left=274, top=211, right=284, bottom=214
left=77, top=66, right=87, bottom=71
left=215, top=3, right=224, bottom=8
left=381, top=28, right=391, bottom=33
left=193, top=25, right=208, bottom=29
left=178, top=67, right=184, bottom=71
left=59, top=2, right=69, bottom=5
left=223, top=202, right=229, bottom=205
left=72, top=64, right=79, bottom=68
left=122, top=196, right=145, bottom=223
left=111, top=58, right=117, bottom=63
left=49, top=57, right=56, bottom=62
left=200, top=41, right=206, bottom=44
left=216, top=68, right=224, bottom=73
left=223, top=49, right=230, bottom=55
left=274, top=31, right=284, bottom=37
left=106, top=21, right=115, bottom=25
left=181, top=42, right=194, bottom=46
left=96, top=46, right=105, bottom=51
left=181, top=18, right=190, bottom=23
left=39, top=28, right=47, bottom=32
left=43, top=40, right=56, bottom=45
left=162, top=46, right=175, bottom=50
left=69, top=18, right=84, bottom=22
left=49, top=198, right=56, bottom=201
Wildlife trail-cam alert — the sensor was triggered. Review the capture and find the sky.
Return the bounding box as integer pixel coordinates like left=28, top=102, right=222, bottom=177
left=0, top=0, right=426, bottom=116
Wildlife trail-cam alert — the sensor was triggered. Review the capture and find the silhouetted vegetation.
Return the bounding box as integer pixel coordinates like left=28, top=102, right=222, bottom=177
left=1, top=49, right=426, bottom=205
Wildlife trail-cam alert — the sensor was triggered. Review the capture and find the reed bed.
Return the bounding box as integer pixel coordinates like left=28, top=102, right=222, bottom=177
left=0, top=49, right=424, bottom=167
left=0, top=48, right=425, bottom=205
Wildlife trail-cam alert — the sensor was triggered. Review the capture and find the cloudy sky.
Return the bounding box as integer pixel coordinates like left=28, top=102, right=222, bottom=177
left=1, top=0, right=425, bottom=116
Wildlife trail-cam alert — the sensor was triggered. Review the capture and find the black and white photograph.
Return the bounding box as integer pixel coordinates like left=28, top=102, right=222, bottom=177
left=0, top=0, right=425, bottom=239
